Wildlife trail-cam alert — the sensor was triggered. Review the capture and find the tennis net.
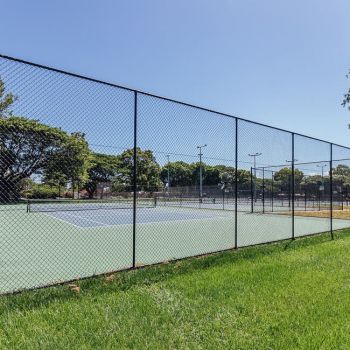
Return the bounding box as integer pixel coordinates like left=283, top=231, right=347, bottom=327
left=155, top=197, right=229, bottom=210
left=27, top=197, right=156, bottom=213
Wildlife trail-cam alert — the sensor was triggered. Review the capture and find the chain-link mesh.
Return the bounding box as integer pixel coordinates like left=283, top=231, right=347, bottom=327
left=294, top=136, right=331, bottom=237
left=0, top=56, right=135, bottom=293
left=135, top=93, right=236, bottom=265
left=331, top=145, right=350, bottom=233
left=237, top=120, right=293, bottom=246
left=0, top=54, right=349, bottom=294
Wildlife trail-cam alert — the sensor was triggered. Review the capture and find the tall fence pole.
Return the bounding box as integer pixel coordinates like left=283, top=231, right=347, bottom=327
left=292, top=133, right=295, bottom=240
left=330, top=143, right=333, bottom=240
left=132, top=91, right=138, bottom=268
left=250, top=167, right=254, bottom=213
left=235, top=118, right=238, bottom=249
left=262, top=168, right=265, bottom=214
left=271, top=171, right=274, bottom=212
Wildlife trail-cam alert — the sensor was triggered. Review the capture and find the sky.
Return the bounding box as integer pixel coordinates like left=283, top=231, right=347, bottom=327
left=0, top=0, right=350, bottom=172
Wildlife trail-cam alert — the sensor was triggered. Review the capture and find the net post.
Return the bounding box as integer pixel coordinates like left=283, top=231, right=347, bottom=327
left=132, top=91, right=138, bottom=269
left=292, top=133, right=295, bottom=240
left=234, top=117, right=238, bottom=249
left=330, top=143, right=333, bottom=239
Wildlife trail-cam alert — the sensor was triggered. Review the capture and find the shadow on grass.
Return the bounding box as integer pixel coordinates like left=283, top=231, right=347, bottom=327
left=1, top=228, right=349, bottom=314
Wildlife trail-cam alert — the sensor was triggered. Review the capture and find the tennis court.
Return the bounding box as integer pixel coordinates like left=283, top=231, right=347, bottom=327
left=1, top=200, right=350, bottom=293
left=47, top=207, right=230, bottom=228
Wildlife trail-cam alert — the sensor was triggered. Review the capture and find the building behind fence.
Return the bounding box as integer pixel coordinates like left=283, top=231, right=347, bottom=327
left=1, top=54, right=350, bottom=294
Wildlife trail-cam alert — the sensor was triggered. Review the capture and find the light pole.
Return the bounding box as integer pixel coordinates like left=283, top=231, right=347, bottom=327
left=248, top=152, right=262, bottom=202
left=197, top=144, right=207, bottom=198
left=166, top=154, right=170, bottom=190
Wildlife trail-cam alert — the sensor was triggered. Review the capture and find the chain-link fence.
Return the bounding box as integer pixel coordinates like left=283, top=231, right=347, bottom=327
left=1, top=54, right=350, bottom=294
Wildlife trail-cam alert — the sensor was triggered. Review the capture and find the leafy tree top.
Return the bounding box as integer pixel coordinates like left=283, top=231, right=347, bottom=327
left=0, top=78, right=16, bottom=118
left=0, top=116, right=92, bottom=201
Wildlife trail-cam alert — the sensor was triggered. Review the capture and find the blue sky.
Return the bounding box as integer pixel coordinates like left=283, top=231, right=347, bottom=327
left=1, top=0, right=350, bottom=172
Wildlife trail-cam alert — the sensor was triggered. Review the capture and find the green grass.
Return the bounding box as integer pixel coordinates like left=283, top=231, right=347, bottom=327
left=1, top=230, right=350, bottom=349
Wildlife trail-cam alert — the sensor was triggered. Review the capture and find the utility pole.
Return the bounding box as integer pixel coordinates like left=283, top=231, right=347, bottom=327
left=248, top=152, right=262, bottom=202
left=197, top=144, right=207, bottom=198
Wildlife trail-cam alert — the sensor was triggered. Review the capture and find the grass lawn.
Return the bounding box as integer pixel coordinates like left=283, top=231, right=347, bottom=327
left=1, top=229, right=350, bottom=349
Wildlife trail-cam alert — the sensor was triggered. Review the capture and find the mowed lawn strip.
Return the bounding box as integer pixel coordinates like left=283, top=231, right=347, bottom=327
left=1, top=229, right=350, bottom=349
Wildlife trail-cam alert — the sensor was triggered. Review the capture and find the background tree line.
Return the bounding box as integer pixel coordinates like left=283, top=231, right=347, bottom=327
left=2, top=76, right=350, bottom=203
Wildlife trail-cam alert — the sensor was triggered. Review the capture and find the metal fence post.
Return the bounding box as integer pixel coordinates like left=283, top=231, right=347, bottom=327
left=222, top=189, right=225, bottom=210
left=235, top=118, right=238, bottom=249
left=292, top=133, right=295, bottom=240
left=330, top=143, right=333, bottom=240
left=250, top=167, right=254, bottom=213
left=262, top=168, right=265, bottom=214
left=132, top=91, right=138, bottom=268
left=271, top=171, right=274, bottom=212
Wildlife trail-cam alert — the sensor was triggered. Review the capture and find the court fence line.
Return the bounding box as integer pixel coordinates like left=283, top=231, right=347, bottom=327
left=0, top=53, right=349, bottom=295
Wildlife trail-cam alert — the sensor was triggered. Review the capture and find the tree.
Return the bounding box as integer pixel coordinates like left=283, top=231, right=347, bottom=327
left=332, top=164, right=350, bottom=194
left=0, top=116, right=91, bottom=202
left=332, top=164, right=350, bottom=177
left=160, top=161, right=193, bottom=187
left=83, top=153, right=119, bottom=198
left=219, top=167, right=250, bottom=186
left=112, top=148, right=162, bottom=192
left=342, top=70, right=350, bottom=111
left=273, top=167, right=304, bottom=191
left=191, top=163, right=222, bottom=187
left=300, top=175, right=330, bottom=195
left=43, top=132, right=92, bottom=197
left=202, top=165, right=221, bottom=186
left=0, top=78, right=16, bottom=118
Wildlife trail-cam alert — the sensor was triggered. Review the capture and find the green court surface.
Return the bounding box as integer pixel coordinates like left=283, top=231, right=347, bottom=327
left=0, top=205, right=349, bottom=294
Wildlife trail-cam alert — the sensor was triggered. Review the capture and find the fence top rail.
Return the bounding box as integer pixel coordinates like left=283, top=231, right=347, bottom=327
left=0, top=53, right=349, bottom=151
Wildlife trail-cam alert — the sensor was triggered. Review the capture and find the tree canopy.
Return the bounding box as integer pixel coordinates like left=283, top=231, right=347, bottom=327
left=44, top=131, right=92, bottom=189
left=273, top=167, right=304, bottom=190
left=112, top=148, right=162, bottom=192
left=160, top=161, right=193, bottom=187
left=0, top=78, right=16, bottom=118
left=0, top=116, right=91, bottom=202
left=342, top=69, right=350, bottom=111
left=83, top=153, right=119, bottom=198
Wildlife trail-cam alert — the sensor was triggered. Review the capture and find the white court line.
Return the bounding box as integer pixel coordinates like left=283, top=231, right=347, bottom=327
left=41, top=212, right=82, bottom=228
left=43, top=209, right=346, bottom=232
left=48, top=211, right=111, bottom=228
left=80, top=215, right=234, bottom=230
left=44, top=209, right=232, bottom=230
